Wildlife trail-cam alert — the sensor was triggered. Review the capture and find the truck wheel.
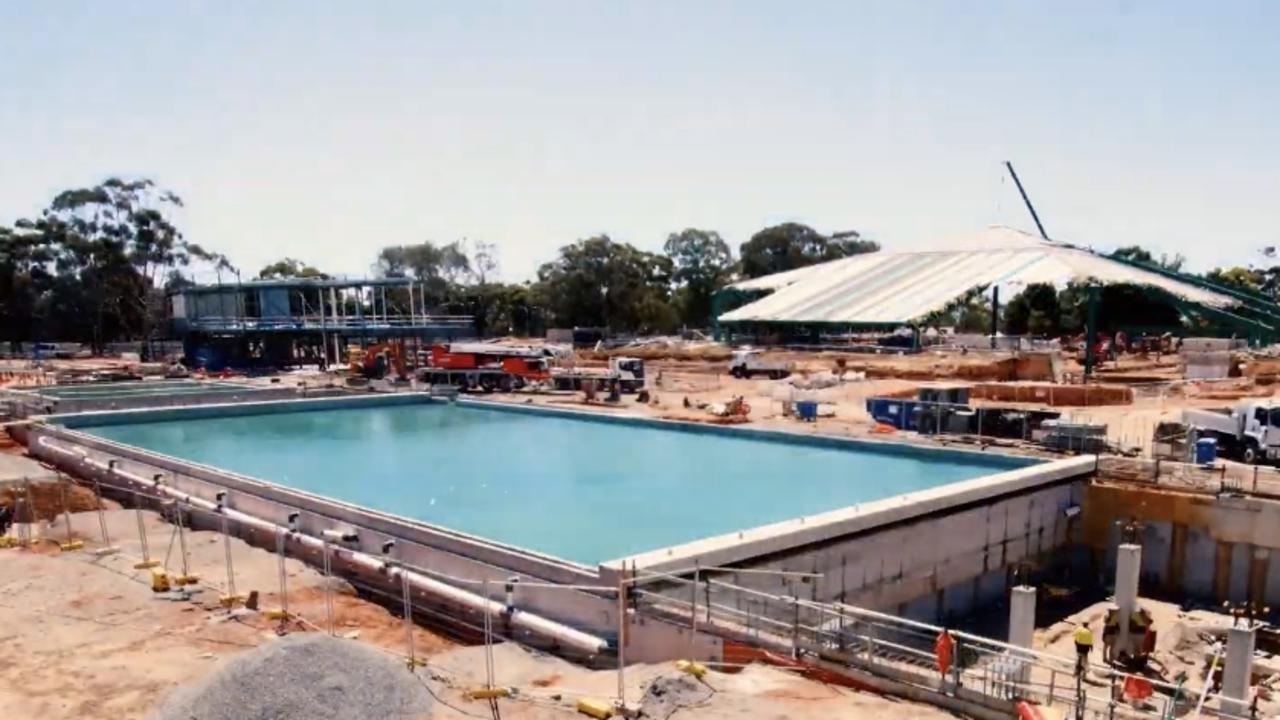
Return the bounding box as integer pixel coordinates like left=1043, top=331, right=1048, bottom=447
left=730, top=366, right=743, bottom=379
left=1243, top=444, right=1260, bottom=465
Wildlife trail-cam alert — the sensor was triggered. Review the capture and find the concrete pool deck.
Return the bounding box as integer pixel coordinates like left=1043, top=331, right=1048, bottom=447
left=3, top=378, right=350, bottom=417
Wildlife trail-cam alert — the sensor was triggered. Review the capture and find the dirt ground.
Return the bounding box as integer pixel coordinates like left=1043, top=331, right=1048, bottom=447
left=1037, top=597, right=1280, bottom=715
left=496, top=349, right=1280, bottom=459
left=8, top=346, right=1280, bottom=718
left=0, top=507, right=450, bottom=719
left=0, top=508, right=960, bottom=720
left=8, top=346, right=1278, bottom=456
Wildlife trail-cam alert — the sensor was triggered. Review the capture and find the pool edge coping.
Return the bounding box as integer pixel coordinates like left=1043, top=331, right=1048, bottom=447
left=49, top=390, right=1041, bottom=470
left=600, top=453, right=1095, bottom=576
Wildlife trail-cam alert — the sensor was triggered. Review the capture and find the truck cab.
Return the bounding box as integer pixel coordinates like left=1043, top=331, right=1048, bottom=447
left=609, top=357, right=644, bottom=380
left=608, top=356, right=645, bottom=391
left=1240, top=402, right=1280, bottom=463
left=1184, top=400, right=1280, bottom=464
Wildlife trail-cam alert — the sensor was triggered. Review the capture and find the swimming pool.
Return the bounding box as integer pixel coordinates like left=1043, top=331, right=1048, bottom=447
left=35, top=379, right=256, bottom=399
left=80, top=401, right=1036, bottom=564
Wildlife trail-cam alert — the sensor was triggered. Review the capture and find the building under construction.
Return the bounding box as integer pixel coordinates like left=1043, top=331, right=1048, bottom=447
left=168, top=277, right=472, bottom=371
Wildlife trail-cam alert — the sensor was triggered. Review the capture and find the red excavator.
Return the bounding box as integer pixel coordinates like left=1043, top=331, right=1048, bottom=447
left=350, top=342, right=408, bottom=380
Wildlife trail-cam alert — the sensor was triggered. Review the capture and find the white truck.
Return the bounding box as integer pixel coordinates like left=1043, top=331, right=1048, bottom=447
left=728, top=349, right=793, bottom=380
left=551, top=356, right=646, bottom=393
left=1183, top=400, right=1280, bottom=464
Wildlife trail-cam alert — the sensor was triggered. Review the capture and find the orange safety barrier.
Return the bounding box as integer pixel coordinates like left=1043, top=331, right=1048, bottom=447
left=1017, top=700, right=1066, bottom=720
left=721, top=640, right=876, bottom=692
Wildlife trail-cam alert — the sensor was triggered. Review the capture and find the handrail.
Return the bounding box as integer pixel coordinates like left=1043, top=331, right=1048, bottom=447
left=180, top=314, right=474, bottom=331
left=641, top=568, right=1250, bottom=719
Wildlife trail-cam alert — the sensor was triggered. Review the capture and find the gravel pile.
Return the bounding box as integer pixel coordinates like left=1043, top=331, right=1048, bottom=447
left=150, top=633, right=433, bottom=720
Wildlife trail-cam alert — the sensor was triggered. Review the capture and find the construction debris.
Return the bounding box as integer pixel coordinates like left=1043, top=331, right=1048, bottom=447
left=638, top=675, right=713, bottom=720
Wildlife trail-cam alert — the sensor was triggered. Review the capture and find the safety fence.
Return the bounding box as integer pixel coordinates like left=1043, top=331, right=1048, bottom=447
left=1098, top=456, right=1280, bottom=499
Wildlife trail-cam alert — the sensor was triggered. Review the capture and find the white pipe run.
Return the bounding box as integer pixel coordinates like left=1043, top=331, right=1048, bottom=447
left=35, top=436, right=609, bottom=656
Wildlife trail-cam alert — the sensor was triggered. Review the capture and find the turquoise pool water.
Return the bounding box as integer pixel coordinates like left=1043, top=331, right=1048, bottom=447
left=81, top=403, right=1033, bottom=564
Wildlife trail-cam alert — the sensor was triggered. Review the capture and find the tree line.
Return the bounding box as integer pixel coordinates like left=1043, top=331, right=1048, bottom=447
left=3, top=178, right=1273, bottom=347
left=0, top=178, right=880, bottom=345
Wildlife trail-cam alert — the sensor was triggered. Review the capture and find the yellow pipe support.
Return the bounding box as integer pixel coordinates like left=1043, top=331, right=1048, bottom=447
left=58, top=540, right=84, bottom=552
left=219, top=594, right=246, bottom=608
left=133, top=559, right=161, bottom=570
left=264, top=609, right=291, bottom=621
left=675, top=659, right=707, bottom=679
left=575, top=698, right=614, bottom=719
left=466, top=687, right=512, bottom=700
left=150, top=571, right=171, bottom=593
left=173, top=574, right=200, bottom=586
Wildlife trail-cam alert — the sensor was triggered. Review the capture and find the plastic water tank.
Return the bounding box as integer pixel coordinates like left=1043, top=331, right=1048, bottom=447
left=1194, top=437, right=1218, bottom=465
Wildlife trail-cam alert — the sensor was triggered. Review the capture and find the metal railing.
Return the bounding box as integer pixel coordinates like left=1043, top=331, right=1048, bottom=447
left=633, top=568, right=1250, bottom=720
left=179, top=314, right=473, bottom=332
left=1099, top=456, right=1280, bottom=499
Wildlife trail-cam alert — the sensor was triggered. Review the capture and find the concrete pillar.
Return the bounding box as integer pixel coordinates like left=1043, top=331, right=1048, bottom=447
left=1221, top=625, right=1256, bottom=718
left=1008, top=585, right=1036, bottom=682
left=1167, top=524, right=1187, bottom=594
left=1115, top=543, right=1141, bottom=653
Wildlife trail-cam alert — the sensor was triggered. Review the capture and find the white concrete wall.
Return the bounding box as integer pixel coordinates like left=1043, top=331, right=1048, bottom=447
left=683, top=479, right=1084, bottom=623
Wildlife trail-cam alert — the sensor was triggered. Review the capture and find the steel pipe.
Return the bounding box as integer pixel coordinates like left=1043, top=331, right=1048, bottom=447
left=34, top=435, right=608, bottom=655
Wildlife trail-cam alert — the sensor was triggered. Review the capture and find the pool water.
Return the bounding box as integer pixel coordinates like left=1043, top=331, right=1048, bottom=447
left=82, top=403, right=1033, bottom=564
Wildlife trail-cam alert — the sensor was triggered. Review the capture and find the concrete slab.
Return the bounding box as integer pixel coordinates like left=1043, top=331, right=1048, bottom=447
left=0, top=451, right=58, bottom=484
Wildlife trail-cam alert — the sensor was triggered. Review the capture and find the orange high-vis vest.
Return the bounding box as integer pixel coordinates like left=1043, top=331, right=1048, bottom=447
left=935, top=631, right=955, bottom=675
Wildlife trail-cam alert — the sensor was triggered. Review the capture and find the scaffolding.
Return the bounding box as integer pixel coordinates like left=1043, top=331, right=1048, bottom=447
left=168, top=277, right=473, bottom=370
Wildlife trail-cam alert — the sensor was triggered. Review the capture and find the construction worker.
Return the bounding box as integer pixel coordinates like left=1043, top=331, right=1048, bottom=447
left=0, top=505, right=11, bottom=536
left=935, top=628, right=955, bottom=682
left=1074, top=623, right=1094, bottom=675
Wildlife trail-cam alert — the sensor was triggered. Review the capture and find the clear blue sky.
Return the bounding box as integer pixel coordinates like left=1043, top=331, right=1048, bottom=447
left=2, top=1, right=1277, bottom=281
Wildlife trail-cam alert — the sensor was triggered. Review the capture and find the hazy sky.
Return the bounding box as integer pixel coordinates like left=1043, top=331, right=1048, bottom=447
left=2, top=2, right=1277, bottom=282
